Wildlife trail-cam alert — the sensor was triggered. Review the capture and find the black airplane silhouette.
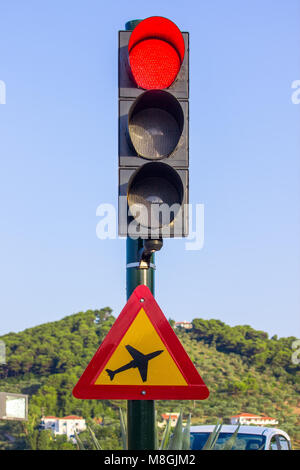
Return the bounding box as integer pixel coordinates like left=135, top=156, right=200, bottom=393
left=106, top=345, right=164, bottom=382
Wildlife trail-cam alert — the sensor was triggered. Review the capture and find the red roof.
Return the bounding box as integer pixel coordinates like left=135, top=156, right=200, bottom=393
left=231, top=413, right=276, bottom=420
left=43, top=416, right=57, bottom=420
left=161, top=413, right=180, bottom=419
left=260, top=416, right=276, bottom=420
left=61, top=415, right=84, bottom=420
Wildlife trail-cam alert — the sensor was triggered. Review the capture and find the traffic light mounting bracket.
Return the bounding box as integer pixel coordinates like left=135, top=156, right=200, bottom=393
left=138, top=239, right=163, bottom=268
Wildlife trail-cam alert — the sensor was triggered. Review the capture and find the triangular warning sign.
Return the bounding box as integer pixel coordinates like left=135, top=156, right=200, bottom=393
left=73, top=285, right=209, bottom=400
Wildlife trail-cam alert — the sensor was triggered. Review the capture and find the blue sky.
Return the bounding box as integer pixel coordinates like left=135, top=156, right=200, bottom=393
left=0, top=0, right=299, bottom=338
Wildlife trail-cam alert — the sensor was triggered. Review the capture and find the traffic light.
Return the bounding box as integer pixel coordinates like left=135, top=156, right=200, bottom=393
left=119, top=16, right=189, bottom=238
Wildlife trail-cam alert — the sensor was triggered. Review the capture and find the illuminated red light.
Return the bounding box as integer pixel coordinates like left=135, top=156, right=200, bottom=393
left=128, top=17, right=185, bottom=90
left=129, top=39, right=181, bottom=90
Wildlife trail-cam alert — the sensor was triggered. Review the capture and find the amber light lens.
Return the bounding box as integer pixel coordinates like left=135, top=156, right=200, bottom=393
left=128, top=16, right=185, bottom=90
left=128, top=90, right=184, bottom=160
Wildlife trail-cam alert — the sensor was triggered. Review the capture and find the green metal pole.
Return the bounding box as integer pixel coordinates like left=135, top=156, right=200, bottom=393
left=126, top=238, right=155, bottom=297
left=126, top=237, right=156, bottom=450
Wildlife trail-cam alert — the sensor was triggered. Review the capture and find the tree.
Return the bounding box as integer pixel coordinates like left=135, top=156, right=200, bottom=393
left=36, top=430, right=52, bottom=450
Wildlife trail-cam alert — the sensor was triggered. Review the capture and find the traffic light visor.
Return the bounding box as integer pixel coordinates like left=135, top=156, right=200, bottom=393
left=128, top=16, right=185, bottom=90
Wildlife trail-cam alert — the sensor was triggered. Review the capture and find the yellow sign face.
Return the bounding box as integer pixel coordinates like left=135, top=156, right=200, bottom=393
left=95, top=308, right=188, bottom=386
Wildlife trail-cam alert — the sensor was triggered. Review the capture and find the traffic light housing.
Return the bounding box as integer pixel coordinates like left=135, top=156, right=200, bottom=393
left=119, top=17, right=189, bottom=238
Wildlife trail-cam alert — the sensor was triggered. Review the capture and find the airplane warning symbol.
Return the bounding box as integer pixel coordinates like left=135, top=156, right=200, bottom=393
left=73, top=285, right=209, bottom=400
left=105, top=344, right=163, bottom=383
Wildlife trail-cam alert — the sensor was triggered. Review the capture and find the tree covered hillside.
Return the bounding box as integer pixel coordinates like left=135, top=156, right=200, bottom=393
left=0, top=308, right=299, bottom=449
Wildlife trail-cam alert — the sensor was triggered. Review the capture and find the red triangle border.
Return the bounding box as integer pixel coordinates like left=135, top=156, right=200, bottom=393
left=73, top=285, right=209, bottom=400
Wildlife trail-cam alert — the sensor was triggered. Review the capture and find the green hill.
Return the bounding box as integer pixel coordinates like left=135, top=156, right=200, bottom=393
left=0, top=308, right=299, bottom=449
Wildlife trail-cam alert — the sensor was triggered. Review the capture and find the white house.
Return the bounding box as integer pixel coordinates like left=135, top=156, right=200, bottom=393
left=175, top=321, right=193, bottom=329
left=158, top=413, right=180, bottom=428
left=41, top=415, right=86, bottom=439
left=230, top=413, right=278, bottom=426
left=40, top=416, right=57, bottom=432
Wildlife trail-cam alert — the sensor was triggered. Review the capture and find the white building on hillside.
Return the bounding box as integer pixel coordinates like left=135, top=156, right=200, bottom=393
left=175, top=321, right=193, bottom=329
left=41, top=415, right=86, bottom=439
left=230, top=413, right=278, bottom=426
left=158, top=413, right=181, bottom=428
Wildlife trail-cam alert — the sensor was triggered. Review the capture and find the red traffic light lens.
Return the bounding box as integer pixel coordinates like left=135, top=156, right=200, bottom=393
left=128, top=16, right=185, bottom=90
left=129, top=39, right=181, bottom=90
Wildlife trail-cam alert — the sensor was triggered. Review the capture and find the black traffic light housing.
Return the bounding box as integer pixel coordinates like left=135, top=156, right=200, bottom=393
left=118, top=17, right=189, bottom=238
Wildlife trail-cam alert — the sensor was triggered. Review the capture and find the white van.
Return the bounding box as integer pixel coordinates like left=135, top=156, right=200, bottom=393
left=190, top=425, right=291, bottom=450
